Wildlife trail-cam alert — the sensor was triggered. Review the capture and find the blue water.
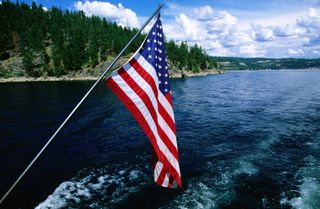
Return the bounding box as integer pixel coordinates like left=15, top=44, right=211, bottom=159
left=0, top=70, right=320, bottom=209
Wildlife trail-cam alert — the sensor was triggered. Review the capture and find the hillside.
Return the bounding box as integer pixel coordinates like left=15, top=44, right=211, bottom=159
left=0, top=1, right=218, bottom=79
left=214, top=57, right=320, bottom=70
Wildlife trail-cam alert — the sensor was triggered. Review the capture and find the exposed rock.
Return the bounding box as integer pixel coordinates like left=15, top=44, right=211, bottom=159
left=169, top=69, right=222, bottom=78
left=181, top=70, right=190, bottom=78
left=9, top=56, right=25, bottom=77
left=33, top=52, right=46, bottom=67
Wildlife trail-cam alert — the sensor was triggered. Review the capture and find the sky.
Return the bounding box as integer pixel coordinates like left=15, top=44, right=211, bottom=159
left=23, top=0, right=320, bottom=58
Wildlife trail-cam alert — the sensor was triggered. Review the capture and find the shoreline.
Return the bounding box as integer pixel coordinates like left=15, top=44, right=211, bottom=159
left=3, top=69, right=320, bottom=83
left=0, top=70, right=224, bottom=83
left=0, top=76, right=98, bottom=83
left=170, top=70, right=223, bottom=78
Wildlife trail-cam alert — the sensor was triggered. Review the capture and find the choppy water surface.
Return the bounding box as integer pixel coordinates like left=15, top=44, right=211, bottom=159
left=0, top=70, right=320, bottom=209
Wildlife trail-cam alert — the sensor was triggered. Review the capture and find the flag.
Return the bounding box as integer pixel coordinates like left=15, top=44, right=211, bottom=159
left=106, top=15, right=181, bottom=189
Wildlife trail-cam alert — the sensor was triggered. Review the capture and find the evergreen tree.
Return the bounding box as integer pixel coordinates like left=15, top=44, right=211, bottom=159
left=166, top=40, right=178, bottom=65
left=22, top=47, right=34, bottom=74
left=178, top=41, right=188, bottom=69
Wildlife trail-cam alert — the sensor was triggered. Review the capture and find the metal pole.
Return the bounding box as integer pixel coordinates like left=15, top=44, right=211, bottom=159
left=0, top=4, right=164, bottom=205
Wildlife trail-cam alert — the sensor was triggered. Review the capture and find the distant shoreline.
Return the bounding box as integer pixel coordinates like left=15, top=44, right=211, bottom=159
left=0, top=70, right=224, bottom=83
left=3, top=69, right=320, bottom=83
left=224, top=69, right=320, bottom=73
left=0, top=71, right=222, bottom=83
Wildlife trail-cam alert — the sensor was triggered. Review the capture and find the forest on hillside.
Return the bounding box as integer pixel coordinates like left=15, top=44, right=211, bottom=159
left=0, top=0, right=218, bottom=78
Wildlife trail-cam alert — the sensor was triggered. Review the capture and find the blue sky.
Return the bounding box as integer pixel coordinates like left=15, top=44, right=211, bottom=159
left=25, top=0, right=320, bottom=58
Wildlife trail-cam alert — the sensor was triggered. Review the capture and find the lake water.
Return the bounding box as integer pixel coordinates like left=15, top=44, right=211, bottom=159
left=0, top=70, right=320, bottom=209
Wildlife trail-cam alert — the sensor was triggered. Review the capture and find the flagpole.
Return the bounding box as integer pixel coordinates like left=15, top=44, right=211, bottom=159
left=0, top=3, right=164, bottom=205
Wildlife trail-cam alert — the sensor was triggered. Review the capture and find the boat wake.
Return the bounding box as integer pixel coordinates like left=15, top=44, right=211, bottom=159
left=35, top=162, right=151, bottom=209
left=280, top=140, right=320, bottom=209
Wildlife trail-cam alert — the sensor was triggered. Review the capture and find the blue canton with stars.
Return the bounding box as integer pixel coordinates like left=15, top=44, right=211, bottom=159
left=139, top=15, right=170, bottom=96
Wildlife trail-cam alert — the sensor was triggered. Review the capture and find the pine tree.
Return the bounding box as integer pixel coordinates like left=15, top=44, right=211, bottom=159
left=178, top=41, right=188, bottom=69
left=22, top=47, right=34, bottom=75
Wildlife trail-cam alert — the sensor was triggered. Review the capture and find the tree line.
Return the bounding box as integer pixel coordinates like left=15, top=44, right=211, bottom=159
left=214, top=56, right=320, bottom=70
left=0, top=1, right=218, bottom=77
left=167, top=41, right=218, bottom=73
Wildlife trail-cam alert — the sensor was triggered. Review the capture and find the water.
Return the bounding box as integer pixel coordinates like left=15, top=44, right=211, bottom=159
left=0, top=70, right=320, bottom=209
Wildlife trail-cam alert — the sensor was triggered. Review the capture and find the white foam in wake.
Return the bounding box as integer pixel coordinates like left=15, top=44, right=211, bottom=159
left=35, top=178, right=92, bottom=209
left=35, top=164, right=150, bottom=209
left=286, top=177, right=320, bottom=209
left=280, top=156, right=320, bottom=209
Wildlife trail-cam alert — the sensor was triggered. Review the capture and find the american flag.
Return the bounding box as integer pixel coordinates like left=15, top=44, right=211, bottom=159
left=106, top=15, right=181, bottom=189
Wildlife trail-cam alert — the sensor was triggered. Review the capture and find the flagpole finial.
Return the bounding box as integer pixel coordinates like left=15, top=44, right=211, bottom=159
left=157, top=4, right=164, bottom=18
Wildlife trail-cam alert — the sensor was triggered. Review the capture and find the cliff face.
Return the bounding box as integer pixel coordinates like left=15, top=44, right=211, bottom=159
left=166, top=59, right=223, bottom=78
left=0, top=53, right=24, bottom=78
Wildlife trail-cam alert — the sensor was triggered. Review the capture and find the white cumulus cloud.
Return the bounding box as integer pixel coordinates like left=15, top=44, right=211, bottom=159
left=194, top=5, right=214, bottom=21
left=220, top=29, right=252, bottom=47
left=297, top=8, right=320, bottom=29
left=165, top=5, right=255, bottom=57
left=207, top=10, right=238, bottom=33
left=176, top=13, right=205, bottom=40
left=287, top=48, right=304, bottom=56
left=252, top=24, right=274, bottom=42
left=296, top=8, right=320, bottom=47
left=158, top=3, right=320, bottom=58
left=272, top=24, right=302, bottom=37
left=74, top=1, right=139, bottom=28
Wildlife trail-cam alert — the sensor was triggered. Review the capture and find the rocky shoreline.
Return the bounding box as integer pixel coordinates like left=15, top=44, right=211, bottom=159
left=0, top=70, right=223, bottom=83
left=170, top=69, right=223, bottom=78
